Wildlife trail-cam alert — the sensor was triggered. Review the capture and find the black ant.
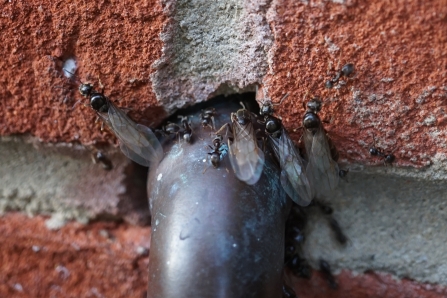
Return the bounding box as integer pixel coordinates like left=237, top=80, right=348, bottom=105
left=309, top=201, right=348, bottom=245
left=286, top=254, right=311, bottom=279
left=91, top=151, right=113, bottom=171
left=200, top=108, right=216, bottom=130
left=207, top=134, right=227, bottom=168
left=339, top=169, right=349, bottom=179
left=328, top=217, right=348, bottom=246
left=64, top=70, right=116, bottom=129
left=63, top=68, right=110, bottom=114
left=325, top=63, right=355, bottom=89
left=157, top=122, right=182, bottom=142
left=319, top=259, right=338, bottom=289
left=178, top=115, right=193, bottom=143
left=64, top=69, right=164, bottom=167
left=369, top=134, right=396, bottom=165
left=259, top=92, right=289, bottom=140
left=282, top=284, right=297, bottom=298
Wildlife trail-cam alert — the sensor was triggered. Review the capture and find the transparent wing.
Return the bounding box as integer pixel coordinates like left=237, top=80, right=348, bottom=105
left=119, top=142, right=151, bottom=167
left=98, top=100, right=163, bottom=167
left=269, top=127, right=313, bottom=206
left=303, top=125, right=339, bottom=198
left=228, top=121, right=265, bottom=185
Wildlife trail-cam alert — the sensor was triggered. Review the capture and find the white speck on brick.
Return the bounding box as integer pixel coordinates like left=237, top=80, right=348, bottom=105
left=62, top=58, right=77, bottom=78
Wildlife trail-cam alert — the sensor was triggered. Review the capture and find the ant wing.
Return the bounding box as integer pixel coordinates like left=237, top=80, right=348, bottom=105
left=303, top=125, right=339, bottom=199
left=105, top=101, right=163, bottom=167
left=269, top=127, right=313, bottom=206
left=119, top=142, right=151, bottom=167
left=120, top=124, right=163, bottom=167
left=228, top=121, right=265, bottom=185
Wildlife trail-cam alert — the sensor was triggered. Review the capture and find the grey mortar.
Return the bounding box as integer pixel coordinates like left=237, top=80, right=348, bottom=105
left=302, top=165, right=447, bottom=286
left=0, top=136, right=149, bottom=228
left=2, top=138, right=447, bottom=285
left=151, top=0, right=274, bottom=112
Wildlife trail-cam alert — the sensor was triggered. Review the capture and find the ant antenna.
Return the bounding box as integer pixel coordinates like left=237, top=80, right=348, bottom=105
left=63, top=68, right=83, bottom=85
left=276, top=93, right=289, bottom=105
left=370, top=132, right=377, bottom=147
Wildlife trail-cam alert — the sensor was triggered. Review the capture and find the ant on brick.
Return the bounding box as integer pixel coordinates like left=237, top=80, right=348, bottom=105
left=369, top=134, right=396, bottom=165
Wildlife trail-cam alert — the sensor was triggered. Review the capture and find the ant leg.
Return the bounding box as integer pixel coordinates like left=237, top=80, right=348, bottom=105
left=215, top=123, right=230, bottom=137
left=98, top=77, right=105, bottom=93
left=210, top=116, right=216, bottom=131
left=203, top=154, right=211, bottom=174
left=278, top=93, right=289, bottom=104
left=72, top=100, right=82, bottom=109
left=100, top=120, right=105, bottom=131
left=293, top=125, right=303, bottom=133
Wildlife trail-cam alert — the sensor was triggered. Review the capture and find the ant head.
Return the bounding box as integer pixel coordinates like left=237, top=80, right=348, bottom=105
left=213, top=135, right=223, bottom=147
left=307, top=97, right=322, bottom=113
left=202, top=107, right=215, bottom=115
left=260, top=100, right=273, bottom=116
left=341, top=63, right=355, bottom=77
left=325, top=80, right=334, bottom=89
left=369, top=147, right=379, bottom=156
left=234, top=103, right=251, bottom=125
left=385, top=154, right=395, bottom=164
left=259, top=93, right=289, bottom=116
left=79, top=83, right=94, bottom=97
left=183, top=132, right=191, bottom=143
left=201, top=118, right=210, bottom=126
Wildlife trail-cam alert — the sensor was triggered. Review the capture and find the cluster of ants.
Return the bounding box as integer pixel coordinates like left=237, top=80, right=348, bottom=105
left=67, top=61, right=395, bottom=172
left=152, top=107, right=227, bottom=169
left=156, top=115, right=194, bottom=144
left=67, top=61, right=397, bottom=298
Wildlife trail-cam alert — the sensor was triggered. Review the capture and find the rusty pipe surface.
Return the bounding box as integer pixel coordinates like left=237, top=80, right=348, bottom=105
left=147, top=98, right=290, bottom=298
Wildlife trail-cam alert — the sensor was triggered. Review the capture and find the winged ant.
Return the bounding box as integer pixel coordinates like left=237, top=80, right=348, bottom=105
left=258, top=89, right=314, bottom=206
left=215, top=102, right=265, bottom=185
left=302, top=97, right=340, bottom=199
left=64, top=68, right=163, bottom=167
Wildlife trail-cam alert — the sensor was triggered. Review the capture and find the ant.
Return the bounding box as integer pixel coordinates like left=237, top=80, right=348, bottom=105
left=91, top=150, right=113, bottom=171
left=178, top=115, right=193, bottom=143
left=319, top=259, right=338, bottom=289
left=63, top=68, right=109, bottom=114
left=200, top=108, right=216, bottom=130
left=325, top=63, right=355, bottom=89
left=282, top=284, right=297, bottom=298
left=157, top=122, right=182, bottom=142
left=328, top=217, right=348, bottom=246
left=369, top=134, right=396, bottom=165
left=259, top=92, right=289, bottom=139
left=207, top=134, right=227, bottom=168
left=308, top=201, right=349, bottom=245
